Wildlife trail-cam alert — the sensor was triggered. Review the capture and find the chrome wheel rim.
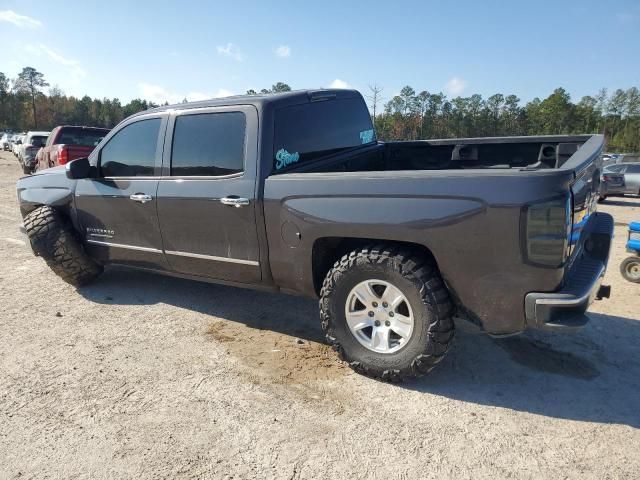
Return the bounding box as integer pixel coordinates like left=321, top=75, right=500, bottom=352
left=345, top=279, right=414, bottom=354
left=626, top=261, right=640, bottom=280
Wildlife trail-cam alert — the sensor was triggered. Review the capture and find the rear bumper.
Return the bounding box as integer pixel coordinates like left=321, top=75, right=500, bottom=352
left=525, top=212, right=613, bottom=331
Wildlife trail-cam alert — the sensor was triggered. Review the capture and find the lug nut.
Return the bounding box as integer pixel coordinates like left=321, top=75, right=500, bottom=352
left=368, top=311, right=374, bottom=317
left=385, top=320, right=391, bottom=326
left=372, top=302, right=378, bottom=308
left=382, top=302, right=388, bottom=308
left=374, top=320, right=381, bottom=327
left=389, top=311, right=395, bottom=317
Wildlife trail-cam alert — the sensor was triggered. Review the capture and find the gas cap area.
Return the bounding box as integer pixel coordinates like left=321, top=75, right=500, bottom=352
left=281, top=221, right=302, bottom=247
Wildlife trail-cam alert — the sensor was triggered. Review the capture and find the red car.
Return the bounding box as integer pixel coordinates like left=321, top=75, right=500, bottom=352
left=35, top=126, right=110, bottom=171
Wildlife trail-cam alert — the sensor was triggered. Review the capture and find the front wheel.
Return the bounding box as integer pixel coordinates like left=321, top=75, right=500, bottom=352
left=24, top=206, right=103, bottom=286
left=621, top=256, right=640, bottom=283
left=320, top=245, right=455, bottom=381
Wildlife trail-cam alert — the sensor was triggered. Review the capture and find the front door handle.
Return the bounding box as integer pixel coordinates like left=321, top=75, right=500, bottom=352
left=220, top=196, right=250, bottom=208
left=130, top=193, right=152, bottom=203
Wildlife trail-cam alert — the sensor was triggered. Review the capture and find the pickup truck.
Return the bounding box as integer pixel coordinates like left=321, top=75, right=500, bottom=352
left=34, top=125, right=109, bottom=172
left=16, top=89, right=613, bottom=381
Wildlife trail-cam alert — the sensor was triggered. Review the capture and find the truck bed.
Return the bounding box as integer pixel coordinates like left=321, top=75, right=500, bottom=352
left=292, top=135, right=593, bottom=174
left=264, top=134, right=604, bottom=334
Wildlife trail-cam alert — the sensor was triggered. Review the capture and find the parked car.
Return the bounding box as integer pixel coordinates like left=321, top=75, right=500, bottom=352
left=16, top=89, right=613, bottom=381
left=18, top=131, right=50, bottom=174
left=599, top=163, right=640, bottom=201
left=35, top=126, right=110, bottom=171
left=1, top=133, right=12, bottom=151
left=12, top=134, right=25, bottom=157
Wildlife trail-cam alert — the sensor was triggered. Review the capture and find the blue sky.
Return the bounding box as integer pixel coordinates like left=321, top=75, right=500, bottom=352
left=1, top=0, right=639, bottom=105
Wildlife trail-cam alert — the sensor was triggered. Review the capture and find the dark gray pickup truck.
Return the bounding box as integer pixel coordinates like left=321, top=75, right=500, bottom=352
left=16, top=89, right=613, bottom=381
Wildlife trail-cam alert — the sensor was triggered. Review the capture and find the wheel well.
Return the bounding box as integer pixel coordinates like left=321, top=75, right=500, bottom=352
left=311, top=237, right=437, bottom=295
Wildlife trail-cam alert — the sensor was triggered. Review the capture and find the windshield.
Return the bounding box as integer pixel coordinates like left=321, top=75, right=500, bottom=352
left=57, top=128, right=110, bottom=147
left=273, top=96, right=375, bottom=172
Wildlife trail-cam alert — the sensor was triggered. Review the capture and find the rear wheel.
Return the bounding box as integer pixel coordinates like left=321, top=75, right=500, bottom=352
left=24, top=206, right=103, bottom=286
left=621, top=256, right=640, bottom=283
left=320, top=245, right=455, bottom=381
left=22, top=164, right=31, bottom=175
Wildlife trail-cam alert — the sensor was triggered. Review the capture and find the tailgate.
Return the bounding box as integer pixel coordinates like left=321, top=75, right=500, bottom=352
left=565, top=135, right=604, bottom=256
left=66, top=145, right=95, bottom=160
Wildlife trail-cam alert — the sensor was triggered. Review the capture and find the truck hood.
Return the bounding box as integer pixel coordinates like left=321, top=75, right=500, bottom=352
left=30, top=165, right=67, bottom=176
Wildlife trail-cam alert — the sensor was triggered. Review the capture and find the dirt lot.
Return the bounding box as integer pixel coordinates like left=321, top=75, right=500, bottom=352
left=0, top=150, right=639, bottom=479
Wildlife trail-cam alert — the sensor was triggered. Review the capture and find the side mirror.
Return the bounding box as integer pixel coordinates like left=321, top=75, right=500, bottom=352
left=66, top=157, right=92, bottom=179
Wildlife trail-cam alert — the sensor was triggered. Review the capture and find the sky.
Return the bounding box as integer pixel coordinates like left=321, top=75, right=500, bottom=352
left=1, top=0, right=639, bottom=106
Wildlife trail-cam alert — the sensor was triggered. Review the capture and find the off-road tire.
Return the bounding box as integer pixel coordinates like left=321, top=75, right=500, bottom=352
left=24, top=206, right=103, bottom=286
left=620, top=256, right=640, bottom=283
left=320, top=244, right=455, bottom=382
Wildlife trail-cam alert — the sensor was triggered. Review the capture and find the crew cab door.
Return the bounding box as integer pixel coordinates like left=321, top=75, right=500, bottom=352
left=156, top=106, right=261, bottom=283
left=74, top=113, right=169, bottom=269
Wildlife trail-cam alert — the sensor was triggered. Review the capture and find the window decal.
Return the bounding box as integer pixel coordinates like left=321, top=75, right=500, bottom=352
left=360, top=129, right=374, bottom=144
left=275, top=148, right=300, bottom=170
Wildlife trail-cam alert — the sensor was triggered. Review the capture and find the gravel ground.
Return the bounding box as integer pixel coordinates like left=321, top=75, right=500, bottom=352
left=0, top=150, right=639, bottom=479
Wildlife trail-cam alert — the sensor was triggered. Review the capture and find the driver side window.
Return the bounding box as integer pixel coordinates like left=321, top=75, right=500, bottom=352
left=100, top=118, right=161, bottom=177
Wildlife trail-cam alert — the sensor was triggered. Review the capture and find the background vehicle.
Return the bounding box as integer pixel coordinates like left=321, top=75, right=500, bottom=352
left=18, top=131, right=50, bottom=174
left=16, top=89, right=613, bottom=381
left=1, top=133, right=12, bottom=151
left=599, top=163, right=640, bottom=201
left=621, top=222, right=640, bottom=283
left=35, top=126, right=110, bottom=171
left=12, top=134, right=25, bottom=157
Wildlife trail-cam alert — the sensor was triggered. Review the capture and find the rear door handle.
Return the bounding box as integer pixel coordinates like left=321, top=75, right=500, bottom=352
left=220, top=196, right=250, bottom=207
left=130, top=193, right=152, bottom=203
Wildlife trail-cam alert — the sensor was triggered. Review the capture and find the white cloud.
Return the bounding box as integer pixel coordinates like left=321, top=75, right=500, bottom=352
left=444, top=77, right=467, bottom=96
left=138, top=83, right=233, bottom=104
left=216, top=43, right=243, bottom=62
left=328, top=79, right=351, bottom=89
left=25, top=44, right=86, bottom=81
left=274, top=45, right=291, bottom=58
left=0, top=10, right=42, bottom=28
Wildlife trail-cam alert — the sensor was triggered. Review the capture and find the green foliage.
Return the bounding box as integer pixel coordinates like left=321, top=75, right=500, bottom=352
left=375, top=85, right=640, bottom=152
left=246, top=83, right=292, bottom=95
left=1, top=68, right=638, bottom=153
left=0, top=68, right=157, bottom=131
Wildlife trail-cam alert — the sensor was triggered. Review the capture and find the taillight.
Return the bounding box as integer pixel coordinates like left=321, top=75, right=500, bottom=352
left=58, top=146, right=69, bottom=165
left=522, top=195, right=572, bottom=267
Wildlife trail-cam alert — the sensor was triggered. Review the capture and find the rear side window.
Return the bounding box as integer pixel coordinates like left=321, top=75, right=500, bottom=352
left=273, top=97, right=375, bottom=172
left=100, top=118, right=161, bottom=177
left=30, top=136, right=47, bottom=147
left=626, top=164, right=640, bottom=173
left=171, top=112, right=245, bottom=176
left=57, top=127, right=109, bottom=147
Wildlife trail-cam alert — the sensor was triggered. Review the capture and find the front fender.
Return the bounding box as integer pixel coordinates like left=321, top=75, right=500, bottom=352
left=16, top=167, right=76, bottom=215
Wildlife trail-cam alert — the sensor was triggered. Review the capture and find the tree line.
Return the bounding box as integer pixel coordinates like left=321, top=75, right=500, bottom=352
left=1, top=67, right=638, bottom=152
left=371, top=85, right=640, bottom=152
left=0, top=67, right=160, bottom=133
